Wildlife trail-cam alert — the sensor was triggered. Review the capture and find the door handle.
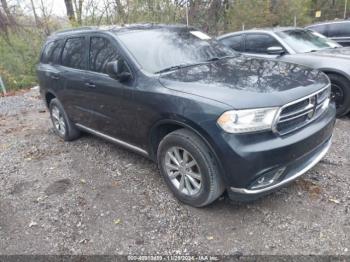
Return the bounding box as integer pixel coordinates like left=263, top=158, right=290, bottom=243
left=85, top=82, right=96, bottom=88
left=50, top=73, right=60, bottom=80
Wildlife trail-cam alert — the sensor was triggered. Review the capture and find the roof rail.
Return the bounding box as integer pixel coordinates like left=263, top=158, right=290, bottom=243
left=53, top=26, right=97, bottom=35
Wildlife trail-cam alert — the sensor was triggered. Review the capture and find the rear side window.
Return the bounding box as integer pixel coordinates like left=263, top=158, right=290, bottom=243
left=41, top=40, right=64, bottom=64
left=328, top=22, right=350, bottom=37
left=245, top=34, right=282, bottom=53
left=220, top=35, right=244, bottom=52
left=61, top=37, right=86, bottom=69
left=89, top=37, right=119, bottom=73
left=308, top=24, right=328, bottom=36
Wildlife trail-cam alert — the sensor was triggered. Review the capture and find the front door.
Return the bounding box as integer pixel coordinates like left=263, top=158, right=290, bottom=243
left=83, top=34, right=138, bottom=145
left=244, top=33, right=284, bottom=59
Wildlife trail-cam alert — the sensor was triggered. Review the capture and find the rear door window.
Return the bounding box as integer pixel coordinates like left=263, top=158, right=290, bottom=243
left=61, top=37, right=86, bottom=69
left=328, top=22, right=350, bottom=37
left=245, top=34, right=282, bottom=54
left=220, top=35, right=244, bottom=52
left=41, top=40, right=64, bottom=64
left=89, top=37, right=119, bottom=73
left=308, top=24, right=328, bottom=36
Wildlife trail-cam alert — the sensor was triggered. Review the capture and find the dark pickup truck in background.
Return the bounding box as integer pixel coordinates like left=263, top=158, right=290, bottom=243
left=306, top=20, right=350, bottom=47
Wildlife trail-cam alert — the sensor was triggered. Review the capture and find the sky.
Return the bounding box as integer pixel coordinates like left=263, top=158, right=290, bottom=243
left=19, top=0, right=67, bottom=17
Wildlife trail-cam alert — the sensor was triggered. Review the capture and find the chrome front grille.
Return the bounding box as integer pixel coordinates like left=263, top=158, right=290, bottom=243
left=275, top=85, right=331, bottom=135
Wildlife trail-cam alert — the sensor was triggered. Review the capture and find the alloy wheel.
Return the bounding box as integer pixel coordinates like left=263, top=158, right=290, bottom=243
left=164, top=146, right=202, bottom=196
left=51, top=106, right=66, bottom=136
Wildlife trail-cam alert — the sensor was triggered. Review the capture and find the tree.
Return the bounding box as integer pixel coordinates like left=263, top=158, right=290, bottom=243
left=73, top=0, right=84, bottom=25
left=64, top=0, right=76, bottom=24
left=0, top=0, right=15, bottom=25
left=29, top=0, right=40, bottom=28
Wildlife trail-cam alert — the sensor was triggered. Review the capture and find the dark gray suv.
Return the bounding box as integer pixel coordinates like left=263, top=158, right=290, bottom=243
left=37, top=24, right=335, bottom=207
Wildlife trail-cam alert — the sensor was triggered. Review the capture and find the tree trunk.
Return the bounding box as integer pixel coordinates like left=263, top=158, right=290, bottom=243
left=0, top=0, right=16, bottom=26
left=188, top=0, right=198, bottom=25
left=0, top=9, right=9, bottom=34
left=29, top=0, right=40, bottom=28
left=73, top=0, right=83, bottom=25
left=64, top=0, right=76, bottom=24
left=115, top=0, right=126, bottom=24
left=223, top=0, right=230, bottom=32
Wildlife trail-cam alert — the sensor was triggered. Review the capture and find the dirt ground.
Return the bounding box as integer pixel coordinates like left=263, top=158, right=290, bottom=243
left=0, top=89, right=349, bottom=255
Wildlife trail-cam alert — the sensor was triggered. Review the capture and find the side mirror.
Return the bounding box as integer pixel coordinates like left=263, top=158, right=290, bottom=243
left=106, top=60, right=132, bottom=82
left=267, top=46, right=285, bottom=55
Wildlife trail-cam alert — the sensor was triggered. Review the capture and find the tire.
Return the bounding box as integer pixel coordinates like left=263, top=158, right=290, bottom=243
left=157, top=129, right=225, bottom=207
left=49, top=98, right=80, bottom=141
left=328, top=73, right=350, bottom=117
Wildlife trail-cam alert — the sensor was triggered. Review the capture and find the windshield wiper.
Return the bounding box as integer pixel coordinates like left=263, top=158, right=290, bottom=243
left=205, top=55, right=238, bottom=62
left=155, top=62, right=207, bottom=74
left=155, top=55, right=238, bottom=74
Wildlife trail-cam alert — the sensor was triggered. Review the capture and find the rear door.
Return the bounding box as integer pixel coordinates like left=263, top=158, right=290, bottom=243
left=307, top=24, right=329, bottom=37
left=37, top=39, right=65, bottom=100
left=327, top=22, right=350, bottom=46
left=59, top=35, right=91, bottom=125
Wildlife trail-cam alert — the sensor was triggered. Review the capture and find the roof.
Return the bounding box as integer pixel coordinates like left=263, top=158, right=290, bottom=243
left=217, top=27, right=303, bottom=39
left=51, top=23, right=191, bottom=37
left=307, top=19, right=350, bottom=27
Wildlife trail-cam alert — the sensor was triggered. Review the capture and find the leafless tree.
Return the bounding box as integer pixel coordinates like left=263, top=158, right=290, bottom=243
left=0, top=0, right=15, bottom=25
left=73, top=0, right=84, bottom=24
left=64, top=0, right=76, bottom=23
left=29, top=0, right=40, bottom=28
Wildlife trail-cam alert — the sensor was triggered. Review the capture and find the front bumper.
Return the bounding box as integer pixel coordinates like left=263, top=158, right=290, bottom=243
left=201, top=103, right=336, bottom=201
left=227, top=136, right=331, bottom=201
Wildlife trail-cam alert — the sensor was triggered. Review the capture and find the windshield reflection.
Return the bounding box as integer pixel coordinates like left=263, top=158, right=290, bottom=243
left=117, top=28, right=236, bottom=73
left=163, top=56, right=327, bottom=93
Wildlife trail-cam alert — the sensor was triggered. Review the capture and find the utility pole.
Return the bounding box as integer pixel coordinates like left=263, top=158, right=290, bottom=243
left=344, top=0, right=348, bottom=19
left=185, top=2, right=189, bottom=26
left=0, top=76, right=6, bottom=95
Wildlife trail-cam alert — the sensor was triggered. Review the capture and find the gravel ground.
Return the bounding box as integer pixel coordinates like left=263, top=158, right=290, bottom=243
left=0, top=89, right=349, bottom=256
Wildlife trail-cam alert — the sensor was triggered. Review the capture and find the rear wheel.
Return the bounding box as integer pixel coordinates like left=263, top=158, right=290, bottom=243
left=328, top=73, right=350, bottom=117
left=157, top=129, right=225, bottom=207
left=49, top=98, right=80, bottom=141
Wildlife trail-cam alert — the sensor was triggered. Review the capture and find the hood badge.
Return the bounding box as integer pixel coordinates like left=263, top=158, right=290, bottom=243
left=308, top=96, right=317, bottom=119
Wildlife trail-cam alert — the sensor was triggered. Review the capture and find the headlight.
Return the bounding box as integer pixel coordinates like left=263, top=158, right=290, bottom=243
left=217, top=107, right=279, bottom=134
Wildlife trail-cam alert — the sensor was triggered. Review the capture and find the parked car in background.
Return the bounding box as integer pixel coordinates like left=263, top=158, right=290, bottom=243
left=306, top=20, right=350, bottom=46
left=37, top=24, right=335, bottom=207
left=217, top=27, right=350, bottom=117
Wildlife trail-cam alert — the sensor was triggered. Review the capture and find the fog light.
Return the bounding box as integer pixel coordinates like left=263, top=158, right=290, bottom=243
left=250, top=167, right=286, bottom=190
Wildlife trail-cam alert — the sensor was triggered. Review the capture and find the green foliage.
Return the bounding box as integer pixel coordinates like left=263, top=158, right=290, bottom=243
left=225, top=0, right=314, bottom=31
left=0, top=30, right=43, bottom=90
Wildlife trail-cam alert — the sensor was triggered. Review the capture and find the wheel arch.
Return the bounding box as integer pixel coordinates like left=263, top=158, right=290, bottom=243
left=148, top=119, right=226, bottom=181
left=319, top=68, right=350, bottom=82
left=44, top=91, right=57, bottom=108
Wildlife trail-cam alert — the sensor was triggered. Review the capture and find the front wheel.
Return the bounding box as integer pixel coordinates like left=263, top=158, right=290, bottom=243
left=157, top=129, right=225, bottom=207
left=328, top=74, right=350, bottom=117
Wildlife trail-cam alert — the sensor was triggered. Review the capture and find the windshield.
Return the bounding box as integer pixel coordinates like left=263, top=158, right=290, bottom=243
left=276, top=29, right=340, bottom=53
left=117, top=28, right=237, bottom=73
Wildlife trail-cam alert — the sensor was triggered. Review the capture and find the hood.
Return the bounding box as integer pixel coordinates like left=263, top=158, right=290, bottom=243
left=306, top=46, right=350, bottom=60
left=159, top=56, right=329, bottom=109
